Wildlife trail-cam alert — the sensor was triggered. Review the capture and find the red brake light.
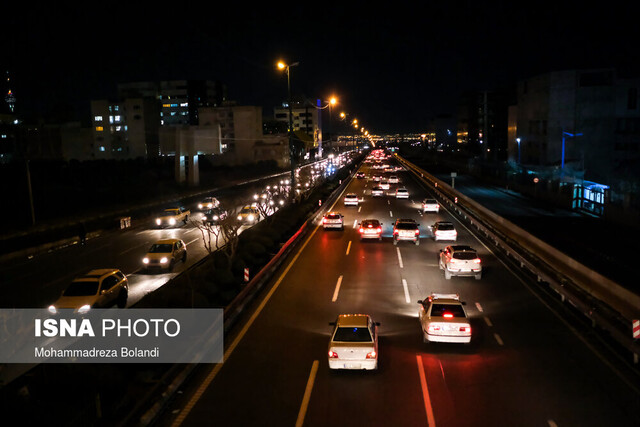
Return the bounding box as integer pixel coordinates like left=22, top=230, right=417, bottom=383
left=377, top=227, right=382, bottom=233
left=474, top=258, right=481, bottom=264
left=328, top=350, right=338, bottom=358
left=415, top=229, right=419, bottom=235
left=443, top=313, right=454, bottom=318
left=322, top=218, right=327, bottom=223
left=366, top=351, right=377, bottom=359
left=359, top=227, right=364, bottom=233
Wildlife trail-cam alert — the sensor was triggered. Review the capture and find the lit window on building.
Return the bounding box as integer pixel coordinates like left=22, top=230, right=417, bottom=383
left=95, top=116, right=103, bottom=122
left=96, top=126, right=104, bottom=132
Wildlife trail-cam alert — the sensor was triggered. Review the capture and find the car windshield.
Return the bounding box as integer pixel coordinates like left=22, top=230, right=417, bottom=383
left=163, top=210, right=179, bottom=216
left=430, top=303, right=466, bottom=318
left=148, top=244, right=173, bottom=253
left=63, top=281, right=99, bottom=296
left=437, top=223, right=455, bottom=230
left=333, top=327, right=373, bottom=342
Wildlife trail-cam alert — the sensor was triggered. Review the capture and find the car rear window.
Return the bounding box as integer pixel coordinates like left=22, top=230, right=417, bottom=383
left=63, top=281, right=99, bottom=296
left=452, top=252, right=477, bottom=260
left=396, top=223, right=417, bottom=229
left=326, top=214, right=341, bottom=219
left=362, top=220, right=380, bottom=227
left=424, top=199, right=437, bottom=204
left=333, top=327, right=373, bottom=342
left=437, top=223, right=455, bottom=230
left=430, top=304, right=466, bottom=318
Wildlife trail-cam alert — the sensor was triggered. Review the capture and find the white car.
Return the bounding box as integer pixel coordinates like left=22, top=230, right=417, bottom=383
left=344, top=193, right=359, bottom=206
left=322, top=212, right=344, bottom=230
left=371, top=187, right=384, bottom=197
left=432, top=221, right=457, bottom=241
left=422, top=198, right=440, bottom=213
left=439, top=245, right=482, bottom=280
left=418, top=293, right=471, bottom=344
left=49, top=269, right=129, bottom=314
left=388, top=176, right=399, bottom=184
left=328, top=314, right=379, bottom=370
left=379, top=180, right=390, bottom=190
left=395, top=188, right=409, bottom=199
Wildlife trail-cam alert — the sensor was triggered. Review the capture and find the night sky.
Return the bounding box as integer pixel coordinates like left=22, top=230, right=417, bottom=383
left=3, top=3, right=637, bottom=133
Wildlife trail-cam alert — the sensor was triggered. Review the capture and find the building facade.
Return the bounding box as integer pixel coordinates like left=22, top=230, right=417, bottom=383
left=90, top=97, right=160, bottom=159
left=509, top=68, right=640, bottom=189
left=273, top=99, right=322, bottom=153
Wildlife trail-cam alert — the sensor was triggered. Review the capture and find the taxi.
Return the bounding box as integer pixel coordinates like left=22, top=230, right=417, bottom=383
left=417, top=293, right=471, bottom=344
left=328, top=314, right=379, bottom=370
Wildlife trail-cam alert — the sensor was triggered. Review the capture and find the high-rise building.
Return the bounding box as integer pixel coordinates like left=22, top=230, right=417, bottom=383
left=117, top=80, right=227, bottom=126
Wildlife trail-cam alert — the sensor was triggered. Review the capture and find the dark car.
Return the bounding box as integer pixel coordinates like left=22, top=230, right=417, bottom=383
left=201, top=207, right=227, bottom=225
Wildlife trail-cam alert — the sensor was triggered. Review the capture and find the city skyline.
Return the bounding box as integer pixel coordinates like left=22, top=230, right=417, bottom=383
left=3, top=4, right=637, bottom=133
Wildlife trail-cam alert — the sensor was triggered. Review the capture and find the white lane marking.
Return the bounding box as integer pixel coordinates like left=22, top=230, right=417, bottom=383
left=389, top=210, right=393, bottom=217
left=353, top=219, right=358, bottom=228
left=484, top=317, right=493, bottom=327
left=295, top=360, right=319, bottom=427
left=358, top=206, right=362, bottom=213
left=396, top=247, right=404, bottom=268
left=332, top=275, right=343, bottom=302
left=119, top=242, right=148, bottom=255
left=494, top=333, right=504, bottom=346
left=346, top=241, right=352, bottom=255
left=475, top=302, right=484, bottom=312
left=387, top=199, right=390, bottom=205
left=186, top=238, right=199, bottom=246
left=416, top=354, right=437, bottom=426
left=402, top=279, right=411, bottom=303
left=170, top=222, right=322, bottom=427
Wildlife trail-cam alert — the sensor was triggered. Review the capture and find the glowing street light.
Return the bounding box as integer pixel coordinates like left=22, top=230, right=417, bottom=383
left=277, top=60, right=300, bottom=191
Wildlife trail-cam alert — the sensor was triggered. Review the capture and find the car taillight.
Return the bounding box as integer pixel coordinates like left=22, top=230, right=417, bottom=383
left=366, top=351, right=377, bottom=359
left=377, top=227, right=382, bottom=233
left=322, top=218, right=327, bottom=223
left=428, top=325, right=441, bottom=333
left=460, top=326, right=471, bottom=333
left=393, top=230, right=398, bottom=235
left=328, top=350, right=338, bottom=358
left=415, top=229, right=419, bottom=235
left=443, top=313, right=453, bottom=318
left=473, top=258, right=481, bottom=264
left=359, top=227, right=364, bottom=233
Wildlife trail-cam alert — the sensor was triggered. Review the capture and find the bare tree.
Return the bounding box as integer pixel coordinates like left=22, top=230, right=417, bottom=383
left=190, top=202, right=243, bottom=271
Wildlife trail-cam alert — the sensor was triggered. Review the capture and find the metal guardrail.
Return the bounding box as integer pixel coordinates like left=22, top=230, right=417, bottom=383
left=396, top=155, right=640, bottom=361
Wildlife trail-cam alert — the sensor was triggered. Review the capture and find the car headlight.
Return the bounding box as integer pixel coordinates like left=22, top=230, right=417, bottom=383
left=142, top=257, right=149, bottom=264
left=198, top=203, right=203, bottom=209
left=160, top=257, right=168, bottom=264
left=156, top=218, right=161, bottom=225
left=207, top=203, right=213, bottom=208
left=248, top=214, right=254, bottom=221
left=212, top=215, right=219, bottom=220
left=77, top=305, right=91, bottom=314
left=237, top=215, right=243, bottom=220
left=48, top=305, right=57, bottom=314
left=169, top=218, right=176, bottom=225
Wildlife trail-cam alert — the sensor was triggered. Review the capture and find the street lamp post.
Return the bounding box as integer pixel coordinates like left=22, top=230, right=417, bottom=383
left=277, top=61, right=299, bottom=191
